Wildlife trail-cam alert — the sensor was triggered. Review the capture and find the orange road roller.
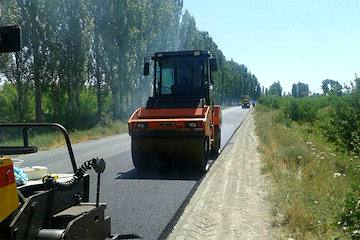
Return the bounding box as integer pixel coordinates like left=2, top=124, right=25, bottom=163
left=128, top=50, right=222, bottom=172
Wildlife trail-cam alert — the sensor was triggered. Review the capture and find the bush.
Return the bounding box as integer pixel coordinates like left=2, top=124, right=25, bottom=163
left=339, top=185, right=360, bottom=239
left=260, top=93, right=360, bottom=154
left=0, top=83, right=18, bottom=122
left=282, top=97, right=322, bottom=123
left=258, top=95, right=282, bottom=109
left=321, top=92, right=360, bottom=155
left=258, top=90, right=360, bottom=239
left=260, top=95, right=330, bottom=123
left=44, top=87, right=100, bottom=130
left=0, top=82, right=34, bottom=122
left=254, top=106, right=354, bottom=239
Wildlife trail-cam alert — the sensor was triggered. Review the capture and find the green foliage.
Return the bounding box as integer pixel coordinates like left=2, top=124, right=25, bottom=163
left=322, top=91, right=360, bottom=155
left=260, top=86, right=360, bottom=155
left=0, top=83, right=18, bottom=122
left=292, top=82, right=309, bottom=97
left=254, top=106, right=356, bottom=239
left=0, top=82, right=34, bottom=122
left=258, top=95, right=282, bottom=109
left=322, top=79, right=343, bottom=96
left=339, top=185, right=360, bottom=239
left=258, top=78, right=360, bottom=238
left=0, top=0, right=260, bottom=128
left=268, top=81, right=282, bottom=96
left=283, top=97, right=328, bottom=122
left=178, top=11, right=260, bottom=105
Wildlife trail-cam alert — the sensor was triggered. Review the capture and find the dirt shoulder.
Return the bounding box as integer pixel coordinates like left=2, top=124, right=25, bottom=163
left=168, top=111, right=274, bottom=240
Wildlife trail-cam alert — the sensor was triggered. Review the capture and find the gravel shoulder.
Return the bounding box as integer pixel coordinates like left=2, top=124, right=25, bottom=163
left=167, top=112, right=274, bottom=240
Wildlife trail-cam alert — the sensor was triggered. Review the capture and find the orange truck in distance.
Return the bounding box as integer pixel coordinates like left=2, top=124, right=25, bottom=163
left=128, top=50, right=222, bottom=172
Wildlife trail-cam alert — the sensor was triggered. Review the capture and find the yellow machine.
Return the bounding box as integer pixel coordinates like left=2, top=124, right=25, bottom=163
left=0, top=158, right=19, bottom=222
left=0, top=25, right=21, bottom=223
left=0, top=27, right=121, bottom=240
left=0, top=124, right=117, bottom=239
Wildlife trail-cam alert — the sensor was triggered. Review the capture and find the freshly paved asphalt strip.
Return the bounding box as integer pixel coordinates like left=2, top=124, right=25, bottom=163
left=19, top=106, right=250, bottom=239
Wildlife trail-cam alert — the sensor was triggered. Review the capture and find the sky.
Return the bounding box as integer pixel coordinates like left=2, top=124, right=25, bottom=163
left=183, top=0, right=360, bottom=93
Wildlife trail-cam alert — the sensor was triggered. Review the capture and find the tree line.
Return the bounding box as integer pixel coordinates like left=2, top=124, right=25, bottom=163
left=264, top=79, right=345, bottom=97
left=0, top=0, right=260, bottom=129
left=261, top=75, right=360, bottom=154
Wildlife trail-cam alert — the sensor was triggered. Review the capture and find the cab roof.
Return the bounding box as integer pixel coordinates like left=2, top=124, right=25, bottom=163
left=151, top=50, right=211, bottom=60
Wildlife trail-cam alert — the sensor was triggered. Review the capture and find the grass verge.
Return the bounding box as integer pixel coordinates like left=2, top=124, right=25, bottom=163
left=254, top=105, right=359, bottom=240
left=1, top=121, right=128, bottom=151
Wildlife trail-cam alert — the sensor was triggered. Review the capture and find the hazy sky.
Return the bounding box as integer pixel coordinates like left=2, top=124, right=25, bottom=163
left=183, top=0, right=360, bottom=93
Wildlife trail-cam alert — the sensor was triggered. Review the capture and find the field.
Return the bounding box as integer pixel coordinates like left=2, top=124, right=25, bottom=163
left=254, top=92, right=360, bottom=239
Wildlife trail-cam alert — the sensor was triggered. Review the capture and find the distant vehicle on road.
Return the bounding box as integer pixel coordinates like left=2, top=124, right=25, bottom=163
left=241, top=95, right=251, bottom=108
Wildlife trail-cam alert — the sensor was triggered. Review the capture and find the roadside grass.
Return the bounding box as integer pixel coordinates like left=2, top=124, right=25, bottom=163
left=0, top=121, right=128, bottom=151
left=254, top=105, right=359, bottom=239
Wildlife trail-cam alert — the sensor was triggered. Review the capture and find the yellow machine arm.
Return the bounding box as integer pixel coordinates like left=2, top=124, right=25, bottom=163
left=0, top=158, right=19, bottom=222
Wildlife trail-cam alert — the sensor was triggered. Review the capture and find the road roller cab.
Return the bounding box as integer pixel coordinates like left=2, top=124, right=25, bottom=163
left=128, top=50, right=222, bottom=172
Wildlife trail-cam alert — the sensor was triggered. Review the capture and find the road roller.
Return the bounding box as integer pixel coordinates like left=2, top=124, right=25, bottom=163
left=128, top=50, right=222, bottom=172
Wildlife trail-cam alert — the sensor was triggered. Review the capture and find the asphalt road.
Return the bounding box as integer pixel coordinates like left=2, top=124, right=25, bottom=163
left=19, top=106, right=250, bottom=239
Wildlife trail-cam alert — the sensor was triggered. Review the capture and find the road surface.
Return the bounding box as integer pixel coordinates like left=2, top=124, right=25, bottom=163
left=19, top=106, right=250, bottom=239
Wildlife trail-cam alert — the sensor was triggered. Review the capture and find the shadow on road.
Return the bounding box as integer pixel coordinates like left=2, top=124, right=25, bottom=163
left=116, top=167, right=203, bottom=181
left=116, top=154, right=220, bottom=181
